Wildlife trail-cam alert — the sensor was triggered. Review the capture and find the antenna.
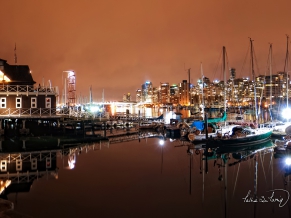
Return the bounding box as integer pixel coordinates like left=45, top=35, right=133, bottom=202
left=184, top=63, right=191, bottom=105
left=14, top=43, right=17, bottom=64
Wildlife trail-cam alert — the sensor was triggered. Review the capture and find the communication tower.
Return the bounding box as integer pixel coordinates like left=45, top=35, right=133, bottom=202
left=63, top=71, right=76, bottom=106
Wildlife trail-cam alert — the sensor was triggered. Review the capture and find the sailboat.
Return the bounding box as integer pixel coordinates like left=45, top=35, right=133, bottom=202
left=270, top=35, right=291, bottom=138
left=184, top=59, right=228, bottom=142
left=203, top=40, right=273, bottom=149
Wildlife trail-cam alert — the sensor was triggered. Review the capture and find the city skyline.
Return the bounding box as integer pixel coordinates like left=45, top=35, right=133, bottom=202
left=0, top=0, right=291, bottom=101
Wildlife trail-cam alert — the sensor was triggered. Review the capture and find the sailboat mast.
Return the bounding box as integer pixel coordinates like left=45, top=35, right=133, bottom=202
left=201, top=62, right=204, bottom=114
left=223, top=46, right=227, bottom=113
left=188, top=68, right=191, bottom=105
left=284, top=35, right=289, bottom=108
left=250, top=38, right=258, bottom=121
left=269, top=44, right=273, bottom=110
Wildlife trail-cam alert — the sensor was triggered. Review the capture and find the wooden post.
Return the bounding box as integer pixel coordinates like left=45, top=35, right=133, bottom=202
left=103, top=122, right=106, bottom=137
left=92, top=121, right=95, bottom=135
left=83, top=121, right=85, bottom=138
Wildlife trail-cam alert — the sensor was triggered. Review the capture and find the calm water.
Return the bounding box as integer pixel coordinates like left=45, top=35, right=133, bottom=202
left=4, top=137, right=291, bottom=218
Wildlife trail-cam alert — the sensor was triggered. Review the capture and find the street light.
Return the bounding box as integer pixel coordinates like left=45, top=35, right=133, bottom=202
left=282, top=108, right=291, bottom=120
left=285, top=157, right=291, bottom=166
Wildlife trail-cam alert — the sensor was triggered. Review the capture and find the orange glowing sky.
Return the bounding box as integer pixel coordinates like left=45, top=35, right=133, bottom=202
left=1, top=0, right=291, bottom=101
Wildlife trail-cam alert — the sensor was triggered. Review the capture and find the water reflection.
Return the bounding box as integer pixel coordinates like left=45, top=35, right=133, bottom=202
left=0, top=135, right=290, bottom=218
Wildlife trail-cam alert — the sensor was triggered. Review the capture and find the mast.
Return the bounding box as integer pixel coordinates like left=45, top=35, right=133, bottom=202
left=250, top=38, right=258, bottom=121
left=64, top=78, right=67, bottom=106
left=89, top=85, right=93, bottom=105
left=284, top=35, right=289, bottom=108
left=201, top=62, right=204, bottom=116
left=254, top=153, right=258, bottom=217
left=102, top=89, right=105, bottom=110
left=223, top=46, right=227, bottom=125
left=224, top=157, right=228, bottom=218
left=269, top=44, right=273, bottom=110
left=188, top=68, right=191, bottom=105
left=14, top=43, right=17, bottom=64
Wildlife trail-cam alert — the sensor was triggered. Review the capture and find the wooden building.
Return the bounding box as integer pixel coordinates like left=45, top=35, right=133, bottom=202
left=0, top=59, right=57, bottom=115
left=0, top=59, right=59, bottom=135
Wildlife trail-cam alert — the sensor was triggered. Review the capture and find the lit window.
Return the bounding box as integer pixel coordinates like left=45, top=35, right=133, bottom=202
left=45, top=98, right=51, bottom=108
left=31, top=97, right=37, bottom=108
left=0, top=98, right=6, bottom=108
left=16, top=97, right=22, bottom=108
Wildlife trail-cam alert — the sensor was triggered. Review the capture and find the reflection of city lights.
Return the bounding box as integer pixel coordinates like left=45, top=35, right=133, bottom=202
left=68, top=154, right=76, bottom=169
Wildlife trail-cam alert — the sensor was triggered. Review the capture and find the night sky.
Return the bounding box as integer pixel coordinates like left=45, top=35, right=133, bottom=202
left=1, top=0, right=291, bottom=101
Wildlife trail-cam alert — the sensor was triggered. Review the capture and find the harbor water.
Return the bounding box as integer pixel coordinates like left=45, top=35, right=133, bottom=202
left=5, top=137, right=291, bottom=218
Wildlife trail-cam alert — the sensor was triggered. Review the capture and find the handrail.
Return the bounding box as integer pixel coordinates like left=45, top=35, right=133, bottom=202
left=0, top=85, right=58, bottom=95
left=0, top=108, right=97, bottom=118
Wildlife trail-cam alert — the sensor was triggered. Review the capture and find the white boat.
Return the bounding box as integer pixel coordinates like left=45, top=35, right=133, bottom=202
left=185, top=44, right=273, bottom=148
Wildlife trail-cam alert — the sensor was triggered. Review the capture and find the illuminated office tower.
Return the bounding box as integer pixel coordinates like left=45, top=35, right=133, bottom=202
left=136, top=89, right=142, bottom=102
left=160, top=82, right=170, bottom=104
left=179, top=80, right=189, bottom=105
left=141, top=81, right=153, bottom=103
left=170, top=84, right=179, bottom=104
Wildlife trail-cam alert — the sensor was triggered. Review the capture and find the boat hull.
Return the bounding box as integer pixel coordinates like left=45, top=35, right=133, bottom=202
left=204, top=129, right=273, bottom=149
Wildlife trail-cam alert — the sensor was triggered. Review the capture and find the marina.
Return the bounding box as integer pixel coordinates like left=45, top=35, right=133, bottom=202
left=2, top=1, right=291, bottom=217
left=0, top=55, right=290, bottom=218
left=0, top=137, right=290, bottom=218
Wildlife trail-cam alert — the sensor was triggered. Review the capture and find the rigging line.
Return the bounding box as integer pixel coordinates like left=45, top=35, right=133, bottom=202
left=239, top=41, right=251, bottom=79
left=223, top=48, right=230, bottom=82
left=218, top=158, right=225, bottom=215
left=252, top=42, right=261, bottom=77
left=230, top=163, right=236, bottom=186
left=284, top=34, right=290, bottom=73
left=232, top=163, right=240, bottom=198
left=225, top=49, right=230, bottom=76
left=213, top=48, right=223, bottom=80
left=265, top=44, right=272, bottom=73
left=259, top=151, right=268, bottom=186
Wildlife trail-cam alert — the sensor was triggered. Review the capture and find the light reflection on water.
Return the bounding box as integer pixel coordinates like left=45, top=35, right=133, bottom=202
left=112, top=106, right=191, bottom=119
left=4, top=138, right=291, bottom=218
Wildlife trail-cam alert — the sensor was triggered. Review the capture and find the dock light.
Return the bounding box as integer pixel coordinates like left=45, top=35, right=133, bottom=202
left=159, top=139, right=165, bottom=146
left=282, top=108, right=291, bottom=119
left=285, top=157, right=291, bottom=166
left=90, top=106, right=99, bottom=112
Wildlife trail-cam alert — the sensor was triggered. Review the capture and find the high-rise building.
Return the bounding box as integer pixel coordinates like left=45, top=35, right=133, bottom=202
left=170, top=84, right=179, bottom=104
left=141, top=81, right=153, bottom=103
left=136, top=89, right=142, bottom=102
left=123, top=93, right=131, bottom=102
left=152, top=87, right=159, bottom=103
left=179, top=80, right=189, bottom=105
left=160, top=82, right=169, bottom=104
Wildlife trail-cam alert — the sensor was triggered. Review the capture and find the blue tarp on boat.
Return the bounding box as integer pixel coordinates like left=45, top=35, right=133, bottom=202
left=190, top=121, right=204, bottom=130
